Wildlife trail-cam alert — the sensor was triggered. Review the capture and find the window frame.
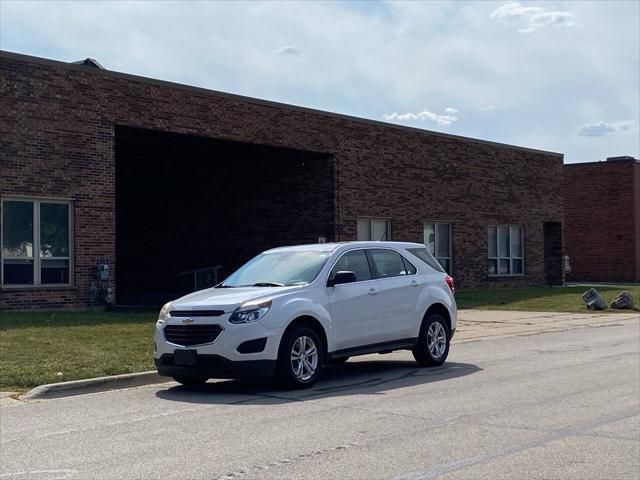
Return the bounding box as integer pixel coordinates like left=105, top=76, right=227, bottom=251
left=356, top=217, right=391, bottom=241
left=487, top=224, right=524, bottom=277
left=1, top=196, right=74, bottom=288
left=423, top=221, right=453, bottom=274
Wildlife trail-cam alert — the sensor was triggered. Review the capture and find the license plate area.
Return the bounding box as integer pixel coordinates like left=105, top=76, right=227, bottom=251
left=174, top=349, right=197, bottom=366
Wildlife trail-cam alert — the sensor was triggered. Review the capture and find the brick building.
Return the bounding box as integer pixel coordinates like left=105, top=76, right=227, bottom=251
left=565, top=156, right=640, bottom=283
left=1, top=51, right=565, bottom=309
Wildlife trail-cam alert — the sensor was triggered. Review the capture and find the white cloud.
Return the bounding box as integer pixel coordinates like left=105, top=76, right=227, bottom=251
left=0, top=1, right=638, bottom=162
left=481, top=105, right=496, bottom=111
left=577, top=120, right=639, bottom=137
left=444, top=107, right=459, bottom=114
left=276, top=46, right=302, bottom=56
left=490, top=2, right=575, bottom=33
left=382, top=109, right=458, bottom=126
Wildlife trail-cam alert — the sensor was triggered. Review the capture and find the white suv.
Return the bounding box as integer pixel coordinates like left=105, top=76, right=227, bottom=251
left=155, top=241, right=457, bottom=388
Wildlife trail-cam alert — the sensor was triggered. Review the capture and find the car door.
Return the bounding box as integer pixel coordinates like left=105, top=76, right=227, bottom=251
left=366, top=248, right=418, bottom=341
left=326, top=249, right=384, bottom=350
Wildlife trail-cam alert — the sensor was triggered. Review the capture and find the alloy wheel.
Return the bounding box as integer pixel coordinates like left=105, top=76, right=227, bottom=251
left=427, top=321, right=447, bottom=359
left=290, top=336, right=318, bottom=381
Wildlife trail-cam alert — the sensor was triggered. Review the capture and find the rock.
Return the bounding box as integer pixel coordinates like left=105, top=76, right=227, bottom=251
left=610, top=291, right=635, bottom=310
left=582, top=288, right=608, bottom=310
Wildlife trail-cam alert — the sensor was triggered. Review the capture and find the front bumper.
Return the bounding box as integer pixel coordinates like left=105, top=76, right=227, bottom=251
left=155, top=354, right=277, bottom=379
left=154, top=313, right=282, bottom=379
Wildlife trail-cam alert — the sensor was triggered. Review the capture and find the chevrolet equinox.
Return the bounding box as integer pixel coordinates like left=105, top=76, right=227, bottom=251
left=155, top=241, right=457, bottom=388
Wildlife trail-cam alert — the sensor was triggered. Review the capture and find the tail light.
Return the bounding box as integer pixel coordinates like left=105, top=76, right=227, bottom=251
left=445, top=275, right=455, bottom=295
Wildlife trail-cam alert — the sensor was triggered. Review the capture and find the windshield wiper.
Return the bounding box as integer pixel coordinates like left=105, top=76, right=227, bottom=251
left=219, top=282, right=286, bottom=288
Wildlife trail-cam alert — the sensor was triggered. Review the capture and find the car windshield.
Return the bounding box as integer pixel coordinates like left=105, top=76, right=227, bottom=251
left=219, top=251, right=330, bottom=287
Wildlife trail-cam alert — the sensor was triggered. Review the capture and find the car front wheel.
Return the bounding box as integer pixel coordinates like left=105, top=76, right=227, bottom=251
left=277, top=326, right=323, bottom=388
left=413, top=313, right=450, bottom=366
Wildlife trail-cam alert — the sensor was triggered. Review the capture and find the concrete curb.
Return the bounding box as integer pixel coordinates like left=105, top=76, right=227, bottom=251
left=20, top=371, right=171, bottom=401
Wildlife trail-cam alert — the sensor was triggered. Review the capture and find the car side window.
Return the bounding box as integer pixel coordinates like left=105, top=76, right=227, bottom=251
left=368, top=249, right=411, bottom=278
left=403, top=257, right=417, bottom=275
left=407, top=247, right=445, bottom=272
left=329, top=250, right=372, bottom=282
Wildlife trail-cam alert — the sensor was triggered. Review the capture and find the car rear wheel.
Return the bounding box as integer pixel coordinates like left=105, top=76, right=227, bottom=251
left=277, top=326, right=324, bottom=388
left=173, top=376, right=208, bottom=387
left=413, top=313, right=450, bottom=367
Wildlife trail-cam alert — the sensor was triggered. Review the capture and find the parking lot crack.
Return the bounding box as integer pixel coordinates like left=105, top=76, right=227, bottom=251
left=211, top=442, right=361, bottom=480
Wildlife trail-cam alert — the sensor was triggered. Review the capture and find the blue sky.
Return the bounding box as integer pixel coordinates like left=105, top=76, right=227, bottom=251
left=1, top=0, right=638, bottom=163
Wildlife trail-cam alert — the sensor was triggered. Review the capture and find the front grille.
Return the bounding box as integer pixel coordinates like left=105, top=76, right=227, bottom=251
left=164, top=324, right=223, bottom=346
left=169, top=310, right=225, bottom=317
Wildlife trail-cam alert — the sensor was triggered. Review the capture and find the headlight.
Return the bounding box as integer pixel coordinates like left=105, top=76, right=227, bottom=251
left=157, top=302, right=171, bottom=324
left=229, top=299, right=272, bottom=324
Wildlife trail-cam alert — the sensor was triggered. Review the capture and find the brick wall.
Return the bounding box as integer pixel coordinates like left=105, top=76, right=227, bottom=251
left=564, top=160, right=639, bottom=282
left=0, top=51, right=564, bottom=309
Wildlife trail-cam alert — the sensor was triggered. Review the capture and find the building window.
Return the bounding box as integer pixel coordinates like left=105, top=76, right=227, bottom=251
left=424, top=222, right=452, bottom=274
left=357, top=218, right=390, bottom=241
left=488, top=225, right=523, bottom=276
left=1, top=198, right=72, bottom=286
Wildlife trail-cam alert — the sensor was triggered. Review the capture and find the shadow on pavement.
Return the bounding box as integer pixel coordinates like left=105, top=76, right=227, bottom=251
left=155, top=360, right=481, bottom=405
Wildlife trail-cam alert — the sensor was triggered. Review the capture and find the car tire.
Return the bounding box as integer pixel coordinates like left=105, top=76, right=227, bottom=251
left=173, top=376, right=208, bottom=387
left=412, top=313, right=450, bottom=367
left=327, top=356, right=349, bottom=365
left=277, top=326, right=324, bottom=389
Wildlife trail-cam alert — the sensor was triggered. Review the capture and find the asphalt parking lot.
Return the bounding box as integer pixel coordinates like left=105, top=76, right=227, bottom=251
left=1, top=310, right=638, bottom=480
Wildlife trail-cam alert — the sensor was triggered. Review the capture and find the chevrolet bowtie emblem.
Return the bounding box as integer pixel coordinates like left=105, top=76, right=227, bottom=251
left=182, top=318, right=194, bottom=325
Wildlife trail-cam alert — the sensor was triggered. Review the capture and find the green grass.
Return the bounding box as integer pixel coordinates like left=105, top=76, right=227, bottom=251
left=456, top=285, right=640, bottom=313
left=2, top=287, right=638, bottom=391
left=0, top=310, right=157, bottom=392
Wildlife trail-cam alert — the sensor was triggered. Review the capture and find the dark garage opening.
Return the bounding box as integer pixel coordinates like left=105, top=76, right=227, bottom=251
left=115, top=126, right=335, bottom=306
left=544, top=221, right=563, bottom=285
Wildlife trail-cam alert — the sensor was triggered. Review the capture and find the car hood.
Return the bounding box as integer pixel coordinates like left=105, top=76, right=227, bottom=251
left=169, top=286, right=302, bottom=312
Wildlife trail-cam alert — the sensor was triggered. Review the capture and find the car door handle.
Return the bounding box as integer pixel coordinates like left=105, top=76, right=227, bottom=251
left=368, top=288, right=378, bottom=296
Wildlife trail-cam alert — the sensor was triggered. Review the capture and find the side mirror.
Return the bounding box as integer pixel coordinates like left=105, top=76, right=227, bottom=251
left=328, top=271, right=357, bottom=287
